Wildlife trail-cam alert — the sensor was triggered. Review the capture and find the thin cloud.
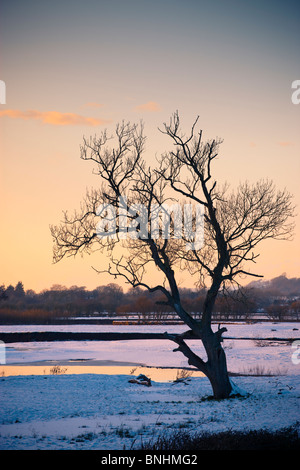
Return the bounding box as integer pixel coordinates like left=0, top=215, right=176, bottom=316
left=134, top=101, right=161, bottom=112
left=83, top=102, right=104, bottom=108
left=278, top=141, right=294, bottom=147
left=0, top=109, right=109, bottom=126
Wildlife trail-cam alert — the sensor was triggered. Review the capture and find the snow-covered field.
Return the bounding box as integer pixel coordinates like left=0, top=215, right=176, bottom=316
left=0, top=322, right=299, bottom=450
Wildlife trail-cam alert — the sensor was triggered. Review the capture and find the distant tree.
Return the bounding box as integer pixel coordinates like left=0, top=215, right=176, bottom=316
left=0, top=285, right=8, bottom=301
left=266, top=304, right=289, bottom=321
left=96, top=283, right=124, bottom=313
left=50, top=284, right=67, bottom=291
left=214, top=290, right=257, bottom=321
left=25, top=289, right=36, bottom=297
left=14, top=281, right=25, bottom=299
left=51, top=113, right=295, bottom=398
left=290, top=301, right=300, bottom=320
left=5, top=284, right=15, bottom=299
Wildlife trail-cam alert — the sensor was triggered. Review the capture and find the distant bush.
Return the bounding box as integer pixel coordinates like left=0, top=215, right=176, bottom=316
left=49, top=365, right=68, bottom=375
left=139, top=425, right=300, bottom=450
left=240, top=364, right=287, bottom=376
left=0, top=307, right=73, bottom=324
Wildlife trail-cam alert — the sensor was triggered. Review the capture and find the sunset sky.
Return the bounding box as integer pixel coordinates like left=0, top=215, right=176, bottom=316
left=0, top=0, right=299, bottom=293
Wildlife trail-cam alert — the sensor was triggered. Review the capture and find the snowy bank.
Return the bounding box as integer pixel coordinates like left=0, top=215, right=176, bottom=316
left=0, top=373, right=299, bottom=450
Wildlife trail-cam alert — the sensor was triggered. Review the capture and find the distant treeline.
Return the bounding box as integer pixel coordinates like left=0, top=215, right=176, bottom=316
left=0, top=274, right=300, bottom=324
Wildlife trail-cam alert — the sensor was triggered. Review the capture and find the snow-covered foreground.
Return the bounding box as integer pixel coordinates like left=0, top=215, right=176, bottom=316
left=0, top=374, right=299, bottom=450
left=0, top=322, right=299, bottom=450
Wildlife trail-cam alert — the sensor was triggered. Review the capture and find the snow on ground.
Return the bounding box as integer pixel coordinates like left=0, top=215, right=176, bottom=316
left=0, top=322, right=299, bottom=449
left=0, top=374, right=299, bottom=450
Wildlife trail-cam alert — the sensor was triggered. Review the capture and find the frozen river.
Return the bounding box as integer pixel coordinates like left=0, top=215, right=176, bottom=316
left=1, top=322, right=299, bottom=376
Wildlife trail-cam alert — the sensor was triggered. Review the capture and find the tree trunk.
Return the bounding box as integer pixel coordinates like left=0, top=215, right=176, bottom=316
left=202, top=330, right=232, bottom=399
left=199, top=277, right=233, bottom=398
left=166, top=326, right=232, bottom=399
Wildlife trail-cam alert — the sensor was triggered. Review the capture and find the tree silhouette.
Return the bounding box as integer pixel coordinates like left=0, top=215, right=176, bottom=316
left=51, top=113, right=295, bottom=398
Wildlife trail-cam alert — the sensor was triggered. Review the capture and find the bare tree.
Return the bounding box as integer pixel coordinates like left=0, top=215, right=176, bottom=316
left=51, top=113, right=295, bottom=398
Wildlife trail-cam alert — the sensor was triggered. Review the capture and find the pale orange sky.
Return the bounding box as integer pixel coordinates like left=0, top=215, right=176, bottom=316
left=0, top=0, right=299, bottom=292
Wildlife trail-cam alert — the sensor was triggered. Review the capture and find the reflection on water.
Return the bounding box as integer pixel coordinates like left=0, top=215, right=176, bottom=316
left=0, top=363, right=204, bottom=382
